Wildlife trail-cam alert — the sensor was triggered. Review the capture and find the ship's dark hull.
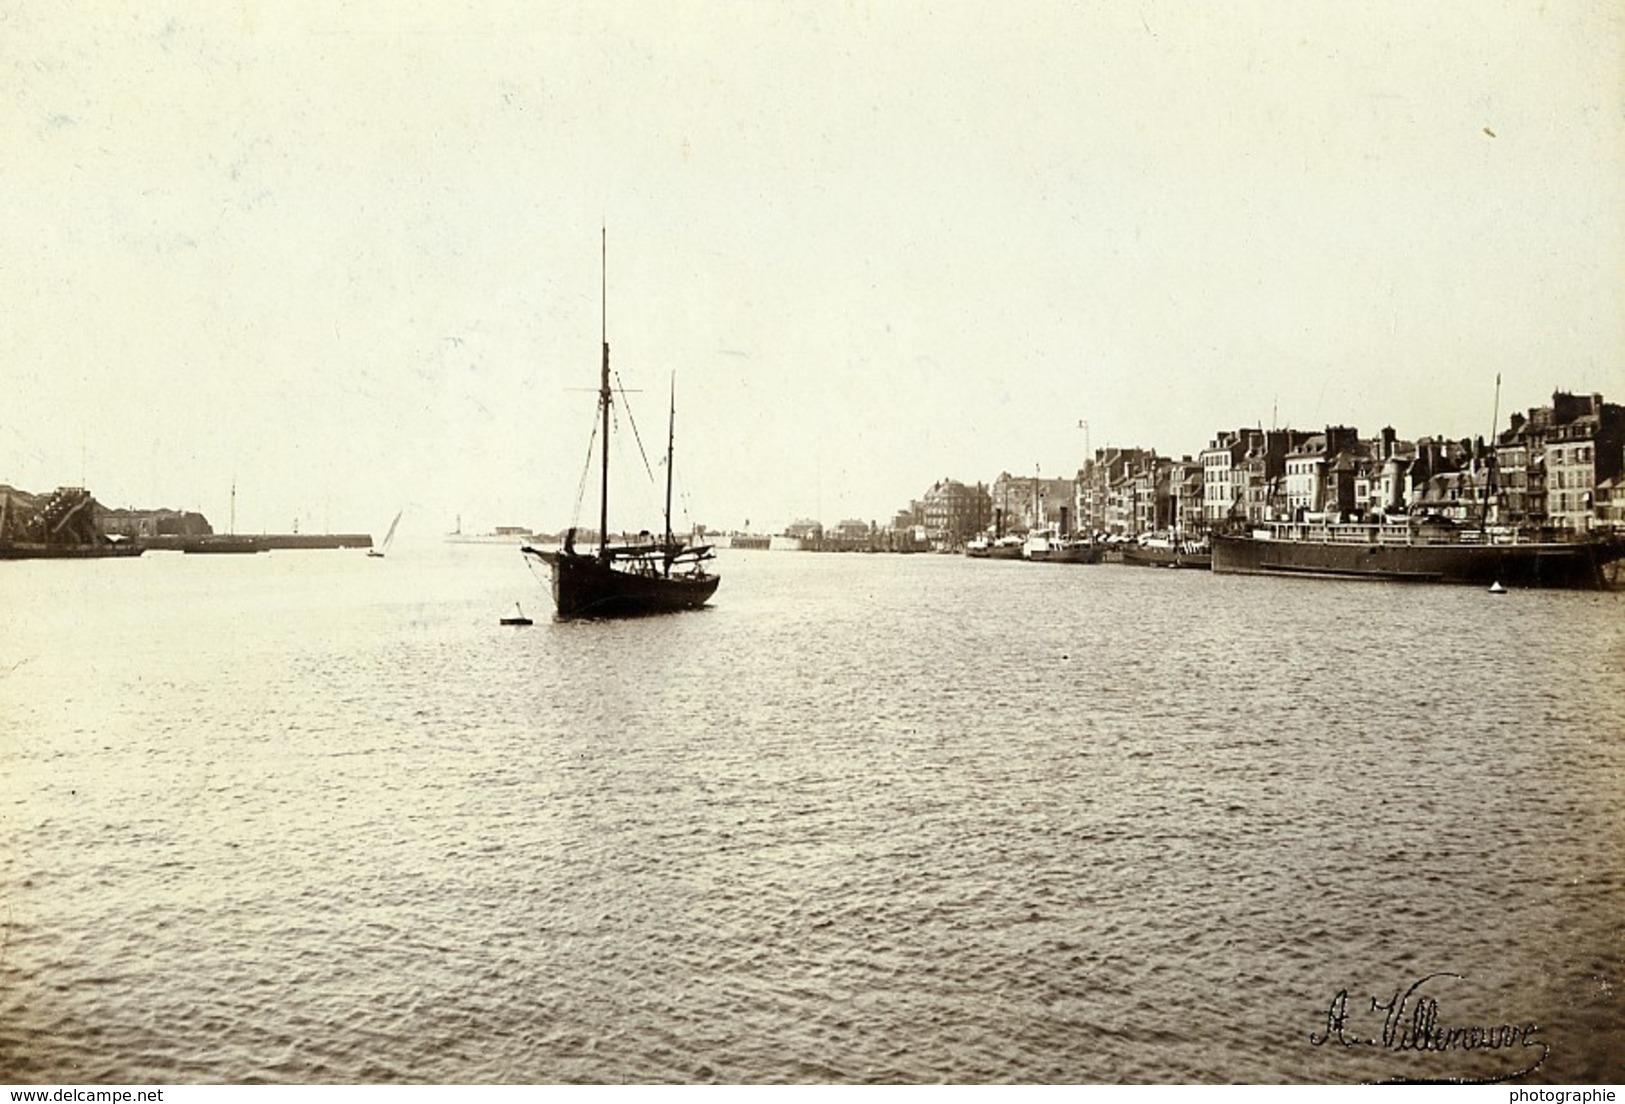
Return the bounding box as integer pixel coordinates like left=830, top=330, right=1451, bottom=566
left=536, top=550, right=719, bottom=618
left=966, top=544, right=1024, bottom=560
left=182, top=536, right=265, bottom=554
left=1121, top=545, right=1211, bottom=569
left=1046, top=544, right=1104, bottom=564
left=1210, top=534, right=1608, bottom=589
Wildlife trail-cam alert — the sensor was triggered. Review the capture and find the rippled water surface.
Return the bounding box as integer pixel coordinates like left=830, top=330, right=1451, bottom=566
left=2, top=545, right=1622, bottom=1083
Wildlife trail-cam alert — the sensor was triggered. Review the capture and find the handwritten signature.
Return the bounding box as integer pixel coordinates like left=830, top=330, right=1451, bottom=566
left=1310, top=972, right=1549, bottom=1084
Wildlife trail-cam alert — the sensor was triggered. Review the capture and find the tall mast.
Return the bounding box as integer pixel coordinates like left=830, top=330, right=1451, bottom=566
left=598, top=228, right=611, bottom=560
left=664, top=373, right=676, bottom=557
left=1481, top=372, right=1502, bottom=534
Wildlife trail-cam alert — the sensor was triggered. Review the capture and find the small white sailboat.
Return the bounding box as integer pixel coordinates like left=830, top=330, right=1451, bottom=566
left=367, top=509, right=403, bottom=558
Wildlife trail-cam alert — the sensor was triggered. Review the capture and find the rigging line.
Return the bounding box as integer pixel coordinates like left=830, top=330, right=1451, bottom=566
left=572, top=407, right=601, bottom=524
left=671, top=463, right=696, bottom=524
left=605, top=405, right=629, bottom=492
left=606, top=408, right=655, bottom=517
left=676, top=480, right=698, bottom=533
left=523, top=551, right=549, bottom=586
left=612, top=370, right=657, bottom=483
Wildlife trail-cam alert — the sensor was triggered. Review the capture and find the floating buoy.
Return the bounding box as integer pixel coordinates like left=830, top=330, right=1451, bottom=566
left=1488, top=581, right=1506, bottom=594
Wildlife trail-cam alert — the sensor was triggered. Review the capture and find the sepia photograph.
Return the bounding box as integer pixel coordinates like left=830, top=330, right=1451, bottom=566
left=2, top=0, right=1622, bottom=1090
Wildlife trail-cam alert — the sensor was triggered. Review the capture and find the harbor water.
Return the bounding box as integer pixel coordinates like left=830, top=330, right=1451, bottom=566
left=2, top=545, right=1621, bottom=1083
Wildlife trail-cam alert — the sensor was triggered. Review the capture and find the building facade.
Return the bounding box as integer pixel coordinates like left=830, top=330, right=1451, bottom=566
left=918, top=479, right=992, bottom=545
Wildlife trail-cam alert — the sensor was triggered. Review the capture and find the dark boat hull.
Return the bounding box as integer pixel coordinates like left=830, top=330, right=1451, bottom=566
left=533, top=550, right=720, bottom=618
left=1048, top=544, right=1104, bottom=564
left=1210, top=534, right=1609, bottom=589
left=966, top=544, right=1024, bottom=560
left=1121, top=545, right=1211, bottom=569
left=183, top=536, right=265, bottom=554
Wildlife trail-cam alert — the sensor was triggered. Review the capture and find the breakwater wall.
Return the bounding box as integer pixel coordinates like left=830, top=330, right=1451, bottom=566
left=143, top=533, right=372, bottom=552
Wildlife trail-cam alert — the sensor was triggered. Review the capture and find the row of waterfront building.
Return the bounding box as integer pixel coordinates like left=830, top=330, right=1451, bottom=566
left=887, top=390, right=1623, bottom=547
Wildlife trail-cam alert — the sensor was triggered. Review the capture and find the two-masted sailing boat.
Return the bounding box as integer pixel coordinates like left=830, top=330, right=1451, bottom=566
left=521, top=235, right=719, bottom=619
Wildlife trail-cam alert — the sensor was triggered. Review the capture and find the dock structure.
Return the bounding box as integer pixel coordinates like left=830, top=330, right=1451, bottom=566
left=140, top=533, right=373, bottom=552
left=0, top=486, right=145, bottom=558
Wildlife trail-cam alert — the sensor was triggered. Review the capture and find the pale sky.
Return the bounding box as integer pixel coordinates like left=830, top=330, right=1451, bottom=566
left=4, top=1, right=1622, bottom=536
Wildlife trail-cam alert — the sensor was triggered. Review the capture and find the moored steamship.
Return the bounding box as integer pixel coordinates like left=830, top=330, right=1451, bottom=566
left=1210, top=516, right=1621, bottom=589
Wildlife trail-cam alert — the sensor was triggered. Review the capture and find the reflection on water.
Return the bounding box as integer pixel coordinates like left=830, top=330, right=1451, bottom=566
left=2, top=546, right=1621, bottom=1083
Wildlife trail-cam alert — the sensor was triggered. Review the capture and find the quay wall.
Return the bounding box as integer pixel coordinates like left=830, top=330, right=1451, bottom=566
left=144, top=533, right=372, bottom=552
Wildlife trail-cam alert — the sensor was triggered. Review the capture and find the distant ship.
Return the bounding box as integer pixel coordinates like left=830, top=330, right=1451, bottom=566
left=182, top=535, right=263, bottom=554
left=184, top=481, right=262, bottom=553
left=1122, top=534, right=1212, bottom=570
left=445, top=523, right=538, bottom=545
left=965, top=535, right=1023, bottom=560
left=1210, top=517, right=1621, bottom=589
left=1019, top=527, right=1103, bottom=564
left=1048, top=537, right=1105, bottom=564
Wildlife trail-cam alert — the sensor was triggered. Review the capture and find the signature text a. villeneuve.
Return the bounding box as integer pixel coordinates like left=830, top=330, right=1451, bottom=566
left=1309, top=972, right=1548, bottom=1083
